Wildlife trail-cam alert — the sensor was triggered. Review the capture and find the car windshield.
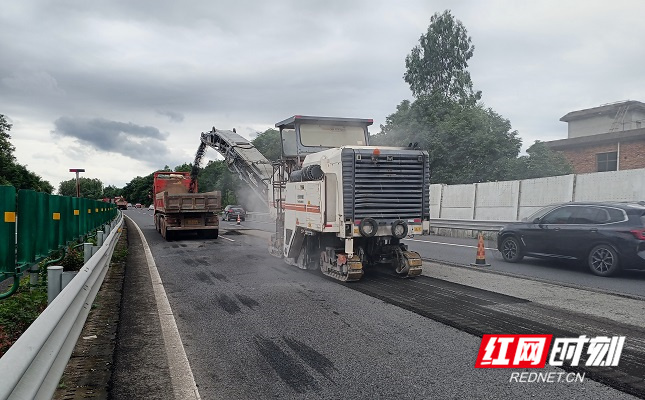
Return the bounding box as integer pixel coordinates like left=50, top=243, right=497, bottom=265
left=232, top=208, right=244, bottom=212
left=523, top=205, right=559, bottom=222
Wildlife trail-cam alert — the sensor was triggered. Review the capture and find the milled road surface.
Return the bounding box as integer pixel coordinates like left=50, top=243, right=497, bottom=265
left=114, top=208, right=642, bottom=399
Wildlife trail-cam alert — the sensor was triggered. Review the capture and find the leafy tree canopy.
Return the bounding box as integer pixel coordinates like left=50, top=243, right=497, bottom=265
left=372, top=94, right=522, bottom=184
left=0, top=114, right=53, bottom=193
left=374, top=11, right=569, bottom=185
left=122, top=173, right=155, bottom=206
left=404, top=10, right=481, bottom=104
left=198, top=160, right=240, bottom=206
left=173, top=163, right=193, bottom=172
left=103, top=185, right=122, bottom=199
left=508, top=141, right=573, bottom=180
left=58, top=177, right=104, bottom=199
left=252, top=128, right=281, bottom=161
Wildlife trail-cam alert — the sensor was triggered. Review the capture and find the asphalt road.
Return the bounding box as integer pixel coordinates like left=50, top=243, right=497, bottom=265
left=238, top=217, right=645, bottom=298
left=122, top=208, right=640, bottom=399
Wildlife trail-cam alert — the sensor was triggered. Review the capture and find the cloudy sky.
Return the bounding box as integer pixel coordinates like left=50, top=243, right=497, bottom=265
left=2, top=0, right=644, bottom=191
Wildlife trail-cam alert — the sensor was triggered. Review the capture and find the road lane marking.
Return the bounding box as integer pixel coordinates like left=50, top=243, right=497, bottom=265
left=127, top=216, right=202, bottom=400
left=404, top=238, right=496, bottom=251
left=219, top=235, right=235, bottom=242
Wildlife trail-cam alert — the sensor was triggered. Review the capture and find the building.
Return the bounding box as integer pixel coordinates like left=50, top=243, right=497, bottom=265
left=545, top=100, right=645, bottom=173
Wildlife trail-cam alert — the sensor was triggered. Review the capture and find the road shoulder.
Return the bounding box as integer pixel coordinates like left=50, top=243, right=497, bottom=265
left=422, top=261, right=645, bottom=328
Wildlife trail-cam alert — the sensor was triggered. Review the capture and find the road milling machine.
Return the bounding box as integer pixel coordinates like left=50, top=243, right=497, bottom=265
left=198, top=115, right=430, bottom=282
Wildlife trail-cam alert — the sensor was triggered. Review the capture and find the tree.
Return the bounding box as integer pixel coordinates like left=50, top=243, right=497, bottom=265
left=510, top=141, right=574, bottom=180
left=0, top=114, right=53, bottom=192
left=252, top=128, right=282, bottom=161
left=404, top=10, right=481, bottom=103
left=58, top=177, right=104, bottom=198
left=198, top=160, right=240, bottom=206
left=173, top=163, right=192, bottom=172
left=103, top=185, right=122, bottom=199
left=122, top=173, right=155, bottom=206
left=0, top=115, right=16, bottom=178
left=373, top=95, right=522, bottom=184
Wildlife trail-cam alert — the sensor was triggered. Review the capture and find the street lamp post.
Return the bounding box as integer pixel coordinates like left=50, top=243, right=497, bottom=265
left=69, top=168, right=85, bottom=197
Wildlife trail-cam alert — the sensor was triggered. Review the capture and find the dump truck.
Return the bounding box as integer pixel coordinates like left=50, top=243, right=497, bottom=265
left=152, top=171, right=221, bottom=240
left=195, top=115, right=430, bottom=282
left=115, top=196, right=128, bottom=210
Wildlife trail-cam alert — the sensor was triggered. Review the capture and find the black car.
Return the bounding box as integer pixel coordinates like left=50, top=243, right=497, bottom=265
left=497, top=202, right=645, bottom=276
left=222, top=205, right=246, bottom=221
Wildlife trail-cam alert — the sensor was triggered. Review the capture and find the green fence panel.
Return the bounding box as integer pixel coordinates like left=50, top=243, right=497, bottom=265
left=71, top=197, right=80, bottom=240
left=94, top=201, right=101, bottom=229
left=79, top=198, right=86, bottom=235
left=48, top=195, right=61, bottom=249
left=83, top=198, right=90, bottom=235
left=60, top=196, right=72, bottom=244
left=36, top=192, right=50, bottom=258
left=17, top=190, right=38, bottom=265
left=0, top=186, right=16, bottom=275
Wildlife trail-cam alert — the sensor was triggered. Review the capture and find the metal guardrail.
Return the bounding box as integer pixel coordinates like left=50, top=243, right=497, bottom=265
left=429, top=218, right=513, bottom=232
left=245, top=213, right=512, bottom=232
left=0, top=212, right=123, bottom=400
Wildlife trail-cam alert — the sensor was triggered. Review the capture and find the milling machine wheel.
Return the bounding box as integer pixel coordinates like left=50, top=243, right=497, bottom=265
left=393, top=248, right=423, bottom=277
left=319, top=252, right=364, bottom=282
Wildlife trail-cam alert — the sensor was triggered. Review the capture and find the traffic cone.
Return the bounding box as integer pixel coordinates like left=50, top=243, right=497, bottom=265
left=236, top=214, right=241, bottom=225
left=470, top=232, right=491, bottom=267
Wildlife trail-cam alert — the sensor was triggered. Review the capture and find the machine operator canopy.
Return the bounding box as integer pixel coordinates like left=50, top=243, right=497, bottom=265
left=275, top=115, right=373, bottom=158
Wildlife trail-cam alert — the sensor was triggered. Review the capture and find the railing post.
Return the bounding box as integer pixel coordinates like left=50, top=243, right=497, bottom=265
left=83, top=243, right=93, bottom=263
left=29, top=265, right=39, bottom=291
left=97, top=231, right=104, bottom=247
left=47, top=265, right=63, bottom=304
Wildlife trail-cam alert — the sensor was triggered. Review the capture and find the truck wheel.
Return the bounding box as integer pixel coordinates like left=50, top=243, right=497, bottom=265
left=210, top=229, right=219, bottom=239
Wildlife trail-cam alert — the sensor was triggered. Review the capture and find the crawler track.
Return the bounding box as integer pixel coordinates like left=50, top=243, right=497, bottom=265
left=347, top=269, right=645, bottom=398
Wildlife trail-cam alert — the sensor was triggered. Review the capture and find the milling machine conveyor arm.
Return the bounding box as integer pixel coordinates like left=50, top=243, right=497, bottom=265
left=200, top=128, right=274, bottom=207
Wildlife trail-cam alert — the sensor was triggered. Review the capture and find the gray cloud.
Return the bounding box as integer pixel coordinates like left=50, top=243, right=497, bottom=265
left=157, top=110, right=184, bottom=122
left=52, top=117, right=171, bottom=165
left=2, top=0, right=645, bottom=189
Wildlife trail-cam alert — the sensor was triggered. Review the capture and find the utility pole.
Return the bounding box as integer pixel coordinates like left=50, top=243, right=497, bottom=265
left=69, top=168, right=85, bottom=197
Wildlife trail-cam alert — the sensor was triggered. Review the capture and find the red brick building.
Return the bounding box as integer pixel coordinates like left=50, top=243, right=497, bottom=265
left=545, top=101, right=645, bottom=174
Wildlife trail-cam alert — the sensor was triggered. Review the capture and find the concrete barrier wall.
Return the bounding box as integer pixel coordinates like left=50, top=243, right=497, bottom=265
left=575, top=169, right=645, bottom=202
left=439, top=184, right=475, bottom=219
left=474, top=181, right=520, bottom=221
left=430, top=184, right=443, bottom=219
left=517, top=174, right=575, bottom=220
left=431, top=168, right=645, bottom=221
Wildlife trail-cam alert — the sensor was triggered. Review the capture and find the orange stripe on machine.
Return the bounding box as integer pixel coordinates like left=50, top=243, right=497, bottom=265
left=283, top=203, right=321, bottom=213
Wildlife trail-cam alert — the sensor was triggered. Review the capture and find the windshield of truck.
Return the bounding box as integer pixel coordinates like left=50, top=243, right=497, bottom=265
left=299, top=124, right=367, bottom=147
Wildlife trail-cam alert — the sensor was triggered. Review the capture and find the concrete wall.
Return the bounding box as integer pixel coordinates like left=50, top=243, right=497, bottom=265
left=568, top=109, right=645, bottom=137
left=517, top=175, right=575, bottom=220
left=568, top=115, right=614, bottom=138
left=432, top=168, right=645, bottom=221
left=628, top=110, right=645, bottom=130
left=438, top=184, right=475, bottom=219
left=575, top=169, right=645, bottom=202
left=473, top=181, right=519, bottom=220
